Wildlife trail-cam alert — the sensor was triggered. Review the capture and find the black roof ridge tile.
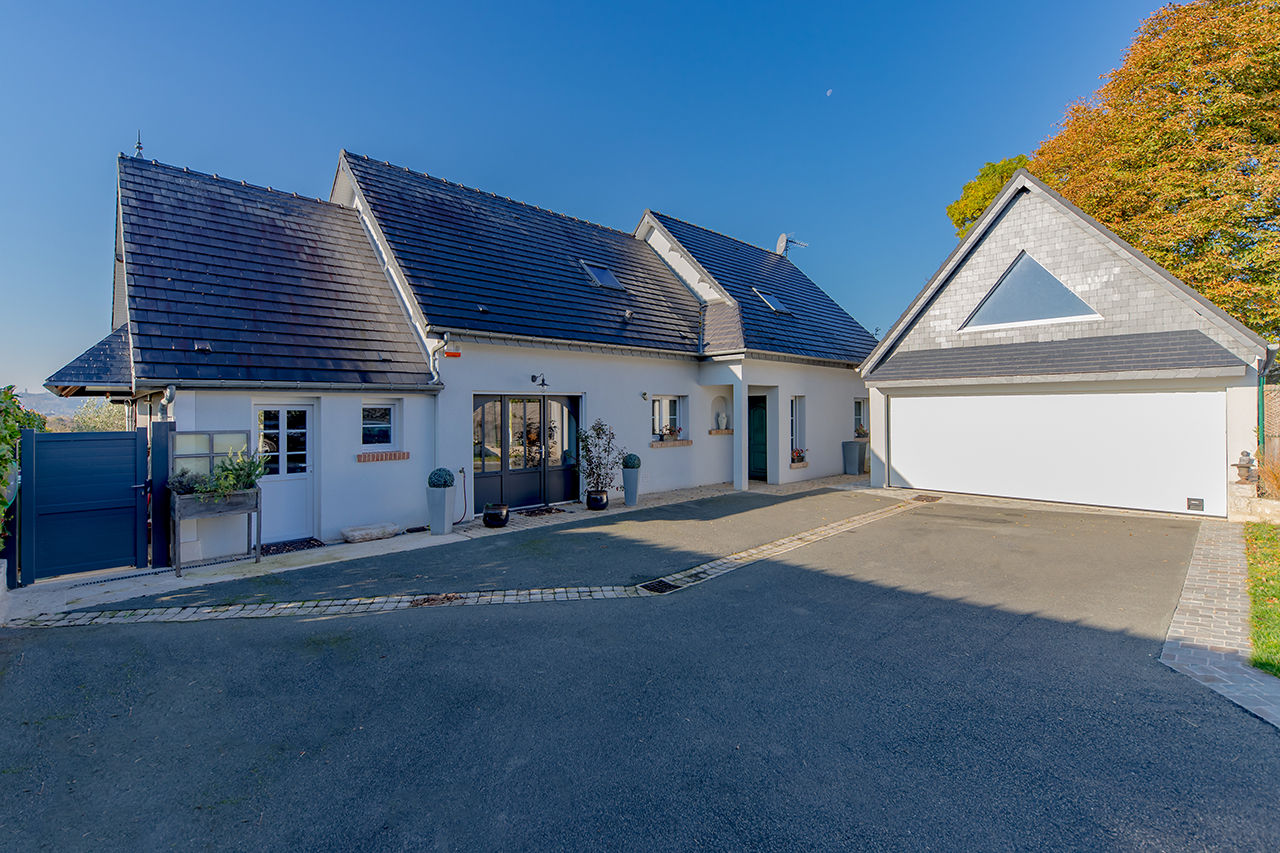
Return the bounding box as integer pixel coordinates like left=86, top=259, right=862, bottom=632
left=344, top=151, right=637, bottom=239
left=118, top=155, right=341, bottom=208
left=650, top=210, right=774, bottom=256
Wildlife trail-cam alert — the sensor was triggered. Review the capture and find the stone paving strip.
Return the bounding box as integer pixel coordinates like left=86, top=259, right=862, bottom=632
left=7, top=499, right=921, bottom=630
left=1160, top=519, right=1280, bottom=730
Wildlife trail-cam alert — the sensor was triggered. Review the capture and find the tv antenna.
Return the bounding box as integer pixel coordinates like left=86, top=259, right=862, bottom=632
left=775, top=233, right=808, bottom=256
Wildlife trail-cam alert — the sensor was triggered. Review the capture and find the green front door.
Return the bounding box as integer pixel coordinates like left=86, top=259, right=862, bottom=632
left=748, top=396, right=768, bottom=480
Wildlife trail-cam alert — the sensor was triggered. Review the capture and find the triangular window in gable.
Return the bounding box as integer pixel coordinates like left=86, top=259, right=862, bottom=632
left=961, top=252, right=1098, bottom=330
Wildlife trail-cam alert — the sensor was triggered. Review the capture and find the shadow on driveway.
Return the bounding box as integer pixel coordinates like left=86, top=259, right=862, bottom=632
left=86, top=488, right=893, bottom=610
left=2, top=503, right=1277, bottom=849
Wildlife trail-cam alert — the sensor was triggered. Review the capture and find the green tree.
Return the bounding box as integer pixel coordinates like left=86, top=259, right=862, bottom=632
left=70, top=398, right=128, bottom=432
left=945, top=155, right=1029, bottom=238
left=953, top=0, right=1280, bottom=339
left=14, top=401, right=46, bottom=432
left=1, top=387, right=23, bottom=544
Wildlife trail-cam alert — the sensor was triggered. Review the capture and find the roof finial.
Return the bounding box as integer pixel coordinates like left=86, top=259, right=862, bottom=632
left=134, top=131, right=143, bottom=158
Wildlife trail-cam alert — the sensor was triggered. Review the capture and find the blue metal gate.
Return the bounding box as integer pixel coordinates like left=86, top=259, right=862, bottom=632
left=17, top=428, right=149, bottom=583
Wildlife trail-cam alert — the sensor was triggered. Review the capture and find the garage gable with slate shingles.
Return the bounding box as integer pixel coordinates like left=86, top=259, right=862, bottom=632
left=863, top=170, right=1268, bottom=383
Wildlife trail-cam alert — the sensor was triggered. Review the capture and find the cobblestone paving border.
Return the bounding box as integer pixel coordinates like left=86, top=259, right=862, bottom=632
left=8, top=500, right=920, bottom=629
left=1160, top=520, right=1280, bottom=729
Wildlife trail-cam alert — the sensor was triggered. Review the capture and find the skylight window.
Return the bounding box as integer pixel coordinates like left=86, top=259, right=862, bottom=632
left=581, top=262, right=626, bottom=291
left=753, top=288, right=791, bottom=314
left=962, top=252, right=1097, bottom=329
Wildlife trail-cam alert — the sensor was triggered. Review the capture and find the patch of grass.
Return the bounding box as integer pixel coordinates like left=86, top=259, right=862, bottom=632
left=1244, top=522, right=1280, bottom=678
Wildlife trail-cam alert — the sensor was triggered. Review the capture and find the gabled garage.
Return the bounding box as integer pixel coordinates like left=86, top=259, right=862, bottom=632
left=861, top=169, right=1276, bottom=516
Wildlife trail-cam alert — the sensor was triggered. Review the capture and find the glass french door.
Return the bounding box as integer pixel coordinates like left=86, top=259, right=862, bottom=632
left=255, top=405, right=315, bottom=542
left=472, top=395, right=579, bottom=512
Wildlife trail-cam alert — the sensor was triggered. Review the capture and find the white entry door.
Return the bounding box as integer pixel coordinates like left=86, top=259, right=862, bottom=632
left=256, top=405, right=316, bottom=542
left=887, top=390, right=1227, bottom=515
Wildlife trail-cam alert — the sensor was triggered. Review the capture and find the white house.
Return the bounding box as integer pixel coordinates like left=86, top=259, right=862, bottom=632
left=860, top=169, right=1276, bottom=517
left=48, top=152, right=877, bottom=562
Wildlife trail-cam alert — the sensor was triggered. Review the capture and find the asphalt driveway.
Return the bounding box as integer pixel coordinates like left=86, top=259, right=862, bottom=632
left=90, top=488, right=894, bottom=610
left=3, top=498, right=1278, bottom=850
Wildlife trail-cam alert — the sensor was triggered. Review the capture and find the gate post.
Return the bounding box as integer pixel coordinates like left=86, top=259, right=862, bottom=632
left=134, top=427, right=148, bottom=569
left=18, top=429, right=35, bottom=586
left=150, top=421, right=173, bottom=568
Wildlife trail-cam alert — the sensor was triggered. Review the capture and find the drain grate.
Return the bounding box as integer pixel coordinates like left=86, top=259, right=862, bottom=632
left=68, top=566, right=177, bottom=588
left=261, top=537, right=326, bottom=557
left=912, top=494, right=942, bottom=503
left=640, top=579, right=681, bottom=594
left=518, top=506, right=566, bottom=518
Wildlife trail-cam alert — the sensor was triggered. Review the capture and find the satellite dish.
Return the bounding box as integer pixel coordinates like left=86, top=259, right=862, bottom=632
left=775, top=233, right=809, bottom=256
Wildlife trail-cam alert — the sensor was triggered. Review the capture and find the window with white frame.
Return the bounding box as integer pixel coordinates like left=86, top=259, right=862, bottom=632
left=361, top=402, right=398, bottom=447
left=853, top=398, right=868, bottom=435
left=651, top=396, right=683, bottom=439
left=790, top=396, right=806, bottom=455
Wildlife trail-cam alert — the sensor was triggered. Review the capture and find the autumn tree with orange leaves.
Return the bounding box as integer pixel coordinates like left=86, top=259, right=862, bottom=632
left=949, top=0, right=1280, bottom=339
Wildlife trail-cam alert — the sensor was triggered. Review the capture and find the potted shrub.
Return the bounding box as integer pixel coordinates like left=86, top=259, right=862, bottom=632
left=577, top=418, right=623, bottom=510
left=622, top=453, right=641, bottom=506
left=482, top=503, right=509, bottom=528
left=427, top=467, right=456, bottom=535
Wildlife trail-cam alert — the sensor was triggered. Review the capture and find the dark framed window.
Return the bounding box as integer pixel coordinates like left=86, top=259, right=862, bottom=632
left=362, top=405, right=393, bottom=446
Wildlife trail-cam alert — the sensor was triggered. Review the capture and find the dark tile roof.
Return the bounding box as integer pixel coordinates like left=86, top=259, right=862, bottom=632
left=865, top=330, right=1244, bottom=382
left=650, top=213, right=877, bottom=364
left=342, top=154, right=703, bottom=354
left=117, top=156, right=434, bottom=388
left=46, top=325, right=133, bottom=391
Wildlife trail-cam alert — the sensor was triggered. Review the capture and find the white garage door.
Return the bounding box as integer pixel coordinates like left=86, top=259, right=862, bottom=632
left=887, top=390, right=1227, bottom=515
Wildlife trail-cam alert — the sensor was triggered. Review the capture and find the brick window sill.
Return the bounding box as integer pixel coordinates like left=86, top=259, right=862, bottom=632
left=790, top=461, right=808, bottom=469
left=650, top=439, right=694, bottom=449
left=356, top=450, right=410, bottom=463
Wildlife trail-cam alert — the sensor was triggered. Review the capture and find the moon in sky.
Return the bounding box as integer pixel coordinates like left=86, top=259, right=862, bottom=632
left=825, top=88, right=833, bottom=97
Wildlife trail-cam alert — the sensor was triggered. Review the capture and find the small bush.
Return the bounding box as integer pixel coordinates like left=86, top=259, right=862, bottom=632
left=168, top=469, right=210, bottom=496
left=1258, top=449, right=1280, bottom=499
left=622, top=453, right=641, bottom=469
left=429, top=467, right=455, bottom=488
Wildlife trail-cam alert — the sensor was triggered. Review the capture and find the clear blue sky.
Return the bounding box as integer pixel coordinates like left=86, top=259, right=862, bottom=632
left=0, top=0, right=1162, bottom=393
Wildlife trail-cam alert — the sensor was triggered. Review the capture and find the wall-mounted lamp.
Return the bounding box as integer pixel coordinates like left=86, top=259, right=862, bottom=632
left=640, top=391, right=648, bottom=400
left=531, top=373, right=548, bottom=388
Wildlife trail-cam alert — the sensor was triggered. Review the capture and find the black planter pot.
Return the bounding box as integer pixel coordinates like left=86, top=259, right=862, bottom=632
left=482, top=504, right=509, bottom=528
left=585, top=490, right=609, bottom=511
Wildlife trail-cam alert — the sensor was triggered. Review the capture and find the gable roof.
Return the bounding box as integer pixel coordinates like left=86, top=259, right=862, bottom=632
left=339, top=153, right=703, bottom=355
left=647, top=212, right=877, bottom=364
left=862, top=168, right=1272, bottom=379
left=110, top=156, right=435, bottom=390
left=45, top=325, right=133, bottom=396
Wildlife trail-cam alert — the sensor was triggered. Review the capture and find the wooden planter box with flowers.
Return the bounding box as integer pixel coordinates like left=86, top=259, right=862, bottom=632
left=168, top=451, right=265, bottom=575
left=790, top=448, right=808, bottom=469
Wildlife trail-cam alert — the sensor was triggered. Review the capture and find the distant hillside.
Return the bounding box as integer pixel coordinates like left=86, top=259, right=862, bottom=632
left=17, top=390, right=83, bottom=418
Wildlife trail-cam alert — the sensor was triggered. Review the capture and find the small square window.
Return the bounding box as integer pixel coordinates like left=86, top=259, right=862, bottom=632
left=753, top=288, right=791, bottom=314
left=362, top=404, right=395, bottom=447
left=581, top=262, right=627, bottom=291
left=651, top=396, right=683, bottom=438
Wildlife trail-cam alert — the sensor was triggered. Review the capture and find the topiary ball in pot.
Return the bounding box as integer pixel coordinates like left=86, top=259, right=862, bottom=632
left=428, top=467, right=455, bottom=489
left=622, top=453, right=642, bottom=469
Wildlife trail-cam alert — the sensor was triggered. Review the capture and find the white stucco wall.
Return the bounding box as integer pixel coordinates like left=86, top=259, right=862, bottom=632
left=172, top=389, right=435, bottom=561
left=741, top=357, right=866, bottom=484
left=433, top=343, right=728, bottom=509
left=434, top=342, right=865, bottom=515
